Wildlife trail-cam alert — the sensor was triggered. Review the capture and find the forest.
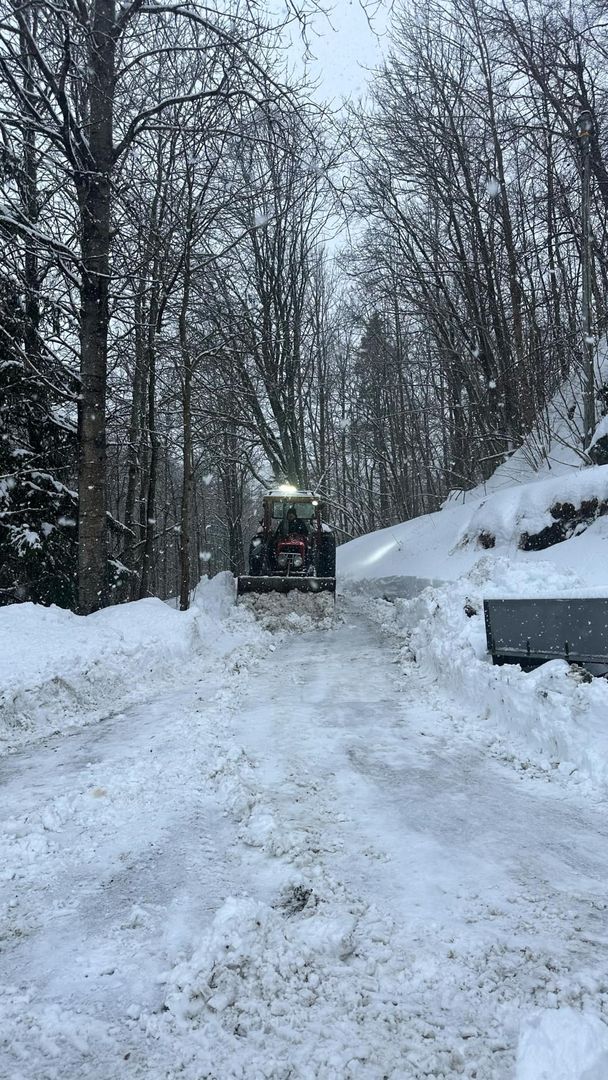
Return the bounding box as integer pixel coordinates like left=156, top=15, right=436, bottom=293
left=1, top=0, right=607, bottom=613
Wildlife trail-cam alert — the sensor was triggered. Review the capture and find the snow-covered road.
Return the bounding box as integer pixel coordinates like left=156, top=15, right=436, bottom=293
left=2, top=598, right=608, bottom=1079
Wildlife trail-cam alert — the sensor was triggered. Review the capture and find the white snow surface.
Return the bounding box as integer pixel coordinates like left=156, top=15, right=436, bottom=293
left=515, top=1008, right=608, bottom=1080
left=0, top=573, right=242, bottom=754
left=337, top=464, right=608, bottom=593
left=5, top=429, right=608, bottom=1076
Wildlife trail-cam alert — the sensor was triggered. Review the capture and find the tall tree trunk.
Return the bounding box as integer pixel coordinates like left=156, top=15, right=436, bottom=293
left=178, top=210, right=194, bottom=611
left=19, top=18, right=43, bottom=455
left=179, top=360, right=193, bottom=610
left=124, top=288, right=146, bottom=596
left=139, top=339, right=158, bottom=598
left=20, top=24, right=39, bottom=365
left=222, top=426, right=245, bottom=575
left=76, top=0, right=115, bottom=614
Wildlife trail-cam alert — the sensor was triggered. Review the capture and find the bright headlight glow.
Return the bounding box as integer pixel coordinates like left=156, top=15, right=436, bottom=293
left=278, top=483, right=298, bottom=494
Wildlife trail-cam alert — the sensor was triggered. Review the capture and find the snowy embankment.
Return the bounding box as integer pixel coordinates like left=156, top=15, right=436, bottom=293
left=0, top=574, right=258, bottom=755
left=359, top=558, right=608, bottom=797
left=338, top=465, right=608, bottom=591
left=338, top=435, right=608, bottom=795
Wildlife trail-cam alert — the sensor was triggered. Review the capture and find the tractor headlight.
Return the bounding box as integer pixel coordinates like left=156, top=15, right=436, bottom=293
left=277, top=553, right=288, bottom=568
left=292, top=555, right=303, bottom=568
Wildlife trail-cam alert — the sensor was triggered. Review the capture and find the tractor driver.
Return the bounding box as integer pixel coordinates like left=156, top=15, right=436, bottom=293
left=283, top=507, right=308, bottom=538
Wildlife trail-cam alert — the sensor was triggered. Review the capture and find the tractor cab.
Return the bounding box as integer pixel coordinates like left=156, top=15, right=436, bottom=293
left=269, top=493, right=317, bottom=535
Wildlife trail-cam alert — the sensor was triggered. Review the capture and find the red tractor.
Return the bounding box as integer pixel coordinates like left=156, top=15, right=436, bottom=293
left=237, top=488, right=336, bottom=597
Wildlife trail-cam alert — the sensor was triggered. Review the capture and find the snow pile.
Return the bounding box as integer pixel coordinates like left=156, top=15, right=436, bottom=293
left=155, top=879, right=608, bottom=1079
left=158, top=891, right=400, bottom=1078
left=0, top=574, right=264, bottom=754
left=363, top=557, right=608, bottom=793
left=515, top=1007, right=608, bottom=1080
left=238, top=589, right=336, bottom=632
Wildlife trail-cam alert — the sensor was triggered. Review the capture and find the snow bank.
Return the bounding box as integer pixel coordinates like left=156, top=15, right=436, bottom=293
left=515, top=1007, right=608, bottom=1080
left=0, top=574, right=263, bottom=755
left=158, top=892, right=385, bottom=1077
left=456, top=465, right=608, bottom=548
left=338, top=499, right=479, bottom=587
left=364, top=557, right=608, bottom=795
left=338, top=466, right=608, bottom=590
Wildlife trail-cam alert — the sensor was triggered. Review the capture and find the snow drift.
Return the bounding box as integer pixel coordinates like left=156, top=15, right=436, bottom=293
left=0, top=573, right=258, bottom=754
left=354, top=555, right=608, bottom=795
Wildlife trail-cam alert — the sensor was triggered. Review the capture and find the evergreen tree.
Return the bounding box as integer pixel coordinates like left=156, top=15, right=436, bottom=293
left=0, top=275, right=77, bottom=606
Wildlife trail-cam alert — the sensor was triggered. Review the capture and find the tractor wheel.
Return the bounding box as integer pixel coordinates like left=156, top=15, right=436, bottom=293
left=316, top=535, right=336, bottom=578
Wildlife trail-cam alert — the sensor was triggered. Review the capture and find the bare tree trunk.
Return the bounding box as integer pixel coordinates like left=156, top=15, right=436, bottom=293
left=76, top=0, right=115, bottom=614
left=179, top=359, right=193, bottom=610
left=124, top=289, right=146, bottom=596
left=221, top=425, right=245, bottom=575
left=178, top=208, right=194, bottom=611
left=139, top=340, right=158, bottom=598
left=20, top=24, right=39, bottom=377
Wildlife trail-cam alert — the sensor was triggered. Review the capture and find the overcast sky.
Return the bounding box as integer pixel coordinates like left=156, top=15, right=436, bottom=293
left=286, top=1, right=389, bottom=105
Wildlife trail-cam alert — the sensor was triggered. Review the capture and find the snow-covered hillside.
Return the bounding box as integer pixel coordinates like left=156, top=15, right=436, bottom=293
left=338, top=465, right=608, bottom=592
left=339, top=361, right=608, bottom=594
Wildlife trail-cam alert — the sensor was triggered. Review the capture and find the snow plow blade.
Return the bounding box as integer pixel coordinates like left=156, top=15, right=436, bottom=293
left=237, top=576, right=336, bottom=597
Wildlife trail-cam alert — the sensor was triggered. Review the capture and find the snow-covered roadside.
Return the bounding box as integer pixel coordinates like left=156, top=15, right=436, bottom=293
left=0, top=646, right=260, bottom=1078
left=0, top=574, right=260, bottom=755
left=356, top=556, right=608, bottom=797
